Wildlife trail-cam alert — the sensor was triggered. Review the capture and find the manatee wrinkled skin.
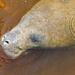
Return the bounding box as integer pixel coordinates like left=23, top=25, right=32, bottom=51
left=0, top=0, right=75, bottom=59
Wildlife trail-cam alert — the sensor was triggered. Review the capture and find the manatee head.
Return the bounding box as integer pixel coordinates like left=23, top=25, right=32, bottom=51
left=0, top=25, right=45, bottom=59
left=0, top=0, right=75, bottom=59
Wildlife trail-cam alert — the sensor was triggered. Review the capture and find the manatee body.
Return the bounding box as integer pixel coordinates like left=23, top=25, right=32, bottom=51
left=0, top=0, right=75, bottom=59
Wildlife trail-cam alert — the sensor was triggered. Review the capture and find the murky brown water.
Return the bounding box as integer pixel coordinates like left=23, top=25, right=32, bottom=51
left=0, top=0, right=75, bottom=75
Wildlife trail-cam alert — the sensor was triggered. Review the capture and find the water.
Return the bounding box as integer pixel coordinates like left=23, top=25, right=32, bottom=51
left=0, top=0, right=75, bottom=75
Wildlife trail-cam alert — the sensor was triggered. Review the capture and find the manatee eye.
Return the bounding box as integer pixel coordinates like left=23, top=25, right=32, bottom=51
left=30, top=34, right=39, bottom=43
left=30, top=34, right=44, bottom=43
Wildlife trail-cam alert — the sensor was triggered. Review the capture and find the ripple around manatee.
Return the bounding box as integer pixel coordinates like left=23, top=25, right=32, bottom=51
left=69, top=13, right=75, bottom=40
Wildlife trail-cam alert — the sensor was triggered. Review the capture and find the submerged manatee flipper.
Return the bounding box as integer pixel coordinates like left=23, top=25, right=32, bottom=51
left=0, top=0, right=75, bottom=59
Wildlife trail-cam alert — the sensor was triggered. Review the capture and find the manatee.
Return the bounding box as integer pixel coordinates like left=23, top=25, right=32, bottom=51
left=0, top=0, right=75, bottom=59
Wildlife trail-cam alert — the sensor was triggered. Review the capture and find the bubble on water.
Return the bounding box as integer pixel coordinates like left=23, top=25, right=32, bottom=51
left=24, top=0, right=27, bottom=3
left=0, top=0, right=6, bottom=9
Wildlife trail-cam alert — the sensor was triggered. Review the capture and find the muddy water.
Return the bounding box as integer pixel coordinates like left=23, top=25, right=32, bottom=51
left=0, top=0, right=75, bottom=75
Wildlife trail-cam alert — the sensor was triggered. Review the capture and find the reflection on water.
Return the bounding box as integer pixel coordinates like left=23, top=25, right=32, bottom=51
left=0, top=0, right=75, bottom=75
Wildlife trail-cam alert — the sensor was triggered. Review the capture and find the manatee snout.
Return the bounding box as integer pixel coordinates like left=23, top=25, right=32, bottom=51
left=1, top=32, right=17, bottom=46
left=0, top=26, right=27, bottom=59
left=0, top=25, right=44, bottom=59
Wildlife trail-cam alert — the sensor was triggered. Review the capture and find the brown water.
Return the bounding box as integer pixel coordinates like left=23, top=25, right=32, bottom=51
left=0, top=0, right=75, bottom=75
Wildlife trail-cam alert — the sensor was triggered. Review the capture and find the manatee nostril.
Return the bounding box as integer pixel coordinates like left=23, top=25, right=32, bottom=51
left=5, top=41, right=9, bottom=44
left=4, top=40, right=9, bottom=45
left=1, top=35, right=6, bottom=41
left=4, top=36, right=5, bottom=38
